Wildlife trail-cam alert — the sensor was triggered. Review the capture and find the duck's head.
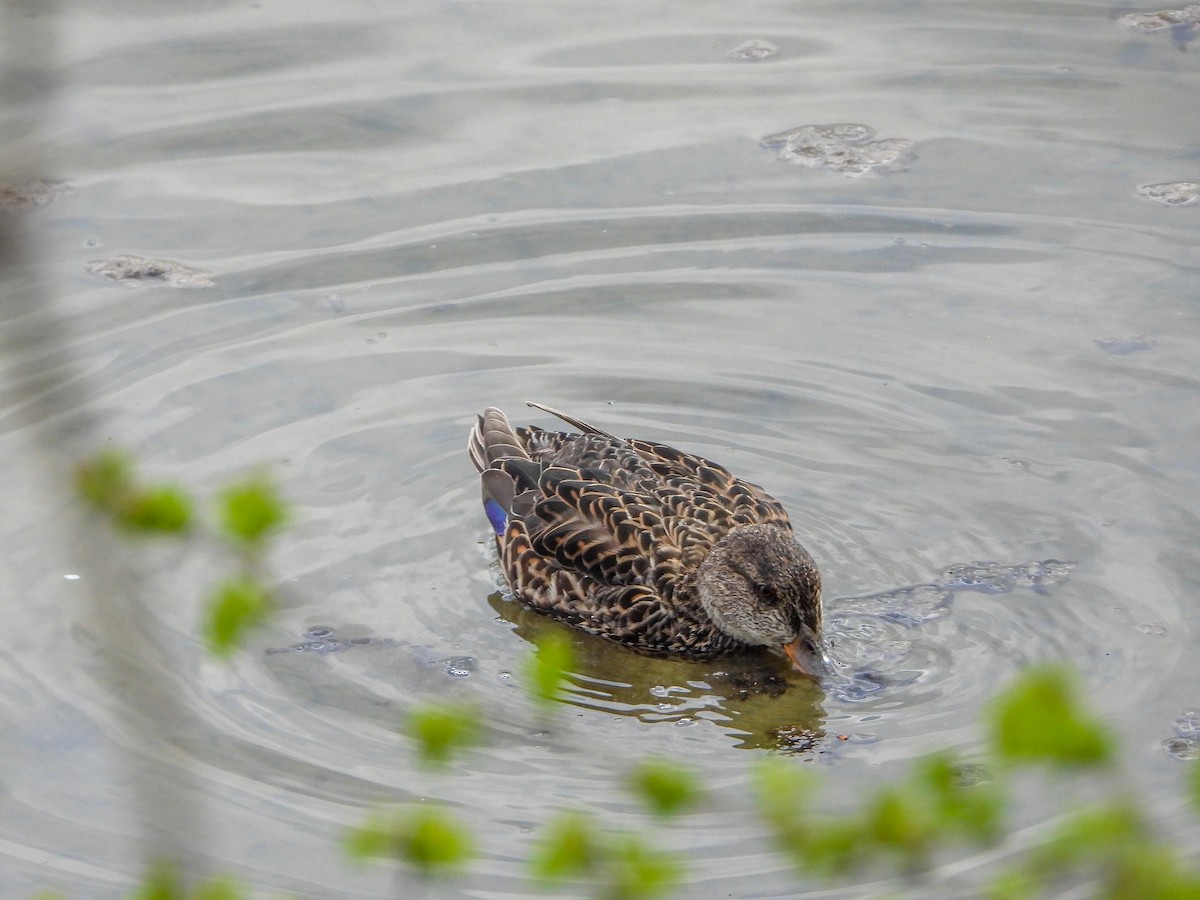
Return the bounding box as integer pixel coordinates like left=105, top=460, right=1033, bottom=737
left=694, top=524, right=825, bottom=679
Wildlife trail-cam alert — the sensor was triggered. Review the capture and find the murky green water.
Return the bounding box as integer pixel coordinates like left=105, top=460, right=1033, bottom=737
left=2, top=0, right=1198, bottom=896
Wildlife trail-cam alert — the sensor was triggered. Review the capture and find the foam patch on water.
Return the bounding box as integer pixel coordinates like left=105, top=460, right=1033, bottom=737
left=761, top=123, right=913, bottom=176
left=1120, top=4, right=1200, bottom=31
left=85, top=254, right=215, bottom=287
left=0, top=179, right=72, bottom=214
left=728, top=39, right=778, bottom=61
left=1138, top=182, right=1199, bottom=205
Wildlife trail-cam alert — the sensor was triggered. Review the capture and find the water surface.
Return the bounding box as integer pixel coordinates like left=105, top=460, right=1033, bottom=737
left=2, top=0, right=1198, bottom=896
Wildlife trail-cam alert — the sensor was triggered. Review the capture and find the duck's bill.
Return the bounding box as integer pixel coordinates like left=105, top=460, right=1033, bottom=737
left=782, top=635, right=827, bottom=680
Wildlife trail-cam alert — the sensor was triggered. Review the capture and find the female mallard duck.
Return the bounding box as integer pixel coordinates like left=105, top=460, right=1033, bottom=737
left=468, top=403, right=825, bottom=677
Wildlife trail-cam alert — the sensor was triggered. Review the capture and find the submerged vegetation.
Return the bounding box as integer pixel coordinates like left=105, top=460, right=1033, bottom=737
left=71, top=451, right=1200, bottom=899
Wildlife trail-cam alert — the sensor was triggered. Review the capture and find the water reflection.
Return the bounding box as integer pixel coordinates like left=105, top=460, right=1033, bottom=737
left=486, top=556, right=1073, bottom=751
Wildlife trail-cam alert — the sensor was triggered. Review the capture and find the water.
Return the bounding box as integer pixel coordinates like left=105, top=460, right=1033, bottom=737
left=2, top=0, right=1198, bottom=896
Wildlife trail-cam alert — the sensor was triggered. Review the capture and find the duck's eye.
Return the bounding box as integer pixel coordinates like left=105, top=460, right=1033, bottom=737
left=756, top=583, right=778, bottom=604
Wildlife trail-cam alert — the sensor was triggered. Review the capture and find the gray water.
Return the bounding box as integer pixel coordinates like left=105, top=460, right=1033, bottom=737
left=2, top=0, right=1198, bottom=897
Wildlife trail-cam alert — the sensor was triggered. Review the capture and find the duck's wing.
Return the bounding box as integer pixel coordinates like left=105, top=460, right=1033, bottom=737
left=522, top=465, right=670, bottom=588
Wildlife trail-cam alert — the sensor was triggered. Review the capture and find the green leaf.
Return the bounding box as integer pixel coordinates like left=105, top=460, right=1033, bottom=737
left=347, top=807, right=472, bottom=876
left=917, top=754, right=1004, bottom=843
left=753, top=760, right=847, bottom=873
left=866, top=785, right=936, bottom=859
left=345, top=817, right=391, bottom=859
left=218, top=474, right=287, bottom=546
left=205, top=578, right=272, bottom=655
left=1031, top=801, right=1141, bottom=871
left=988, top=666, right=1113, bottom=767
left=120, top=486, right=194, bottom=534
left=798, top=818, right=867, bottom=876
left=134, top=862, right=184, bottom=900
left=190, top=877, right=242, bottom=900
left=629, top=758, right=699, bottom=818
left=407, top=704, right=480, bottom=766
left=606, top=833, right=681, bottom=900
left=529, top=812, right=598, bottom=883
left=753, top=758, right=816, bottom=829
left=76, top=451, right=193, bottom=535
left=76, top=450, right=134, bottom=509
left=524, top=631, right=575, bottom=708
left=988, top=866, right=1043, bottom=900
left=402, top=807, right=473, bottom=874
left=1108, top=843, right=1200, bottom=900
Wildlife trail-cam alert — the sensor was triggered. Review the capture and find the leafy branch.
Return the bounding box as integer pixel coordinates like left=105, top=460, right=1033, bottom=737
left=76, top=450, right=287, bottom=655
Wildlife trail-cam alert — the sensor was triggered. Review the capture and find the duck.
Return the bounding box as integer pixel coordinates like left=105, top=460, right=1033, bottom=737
left=468, top=403, right=825, bottom=677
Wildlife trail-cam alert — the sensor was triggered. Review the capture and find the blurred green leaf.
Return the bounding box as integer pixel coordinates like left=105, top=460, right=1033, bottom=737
left=190, top=877, right=242, bottom=900
left=76, top=450, right=134, bottom=509
left=76, top=451, right=193, bottom=535
left=866, top=785, right=936, bottom=860
left=1029, top=802, right=1141, bottom=871
left=1108, top=843, right=1200, bottom=900
left=346, top=807, right=472, bottom=876
left=753, top=758, right=816, bottom=827
left=205, top=578, right=272, bottom=655
left=524, top=631, right=575, bottom=708
left=133, top=862, right=183, bottom=900
left=120, top=486, right=194, bottom=534
left=345, top=816, right=391, bottom=859
left=918, top=754, right=1003, bottom=843
left=988, top=667, right=1113, bottom=767
left=606, top=833, right=681, bottom=900
left=407, top=704, right=480, bottom=766
left=988, top=866, right=1042, bottom=900
left=799, top=818, right=866, bottom=877
left=629, top=758, right=699, bottom=818
left=753, top=760, right=853, bottom=874
left=529, top=811, right=598, bottom=883
left=402, top=807, right=473, bottom=874
left=218, top=474, right=287, bottom=546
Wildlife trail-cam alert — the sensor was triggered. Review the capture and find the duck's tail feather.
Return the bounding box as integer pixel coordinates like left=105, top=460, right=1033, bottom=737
left=525, top=401, right=617, bottom=439
left=469, top=407, right=530, bottom=472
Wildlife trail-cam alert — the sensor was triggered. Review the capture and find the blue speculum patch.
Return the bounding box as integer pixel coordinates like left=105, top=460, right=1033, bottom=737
left=484, top=498, right=507, bottom=536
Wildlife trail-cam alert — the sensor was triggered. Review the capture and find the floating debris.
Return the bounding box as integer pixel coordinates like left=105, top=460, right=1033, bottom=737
left=85, top=254, right=214, bottom=287
left=761, top=123, right=913, bottom=176
left=728, top=39, right=778, bottom=62
left=768, top=723, right=823, bottom=753
left=0, top=179, right=72, bottom=214
left=937, top=559, right=1075, bottom=595
left=1094, top=336, right=1158, bottom=355
left=1119, top=4, right=1200, bottom=31
left=1137, top=181, right=1199, bottom=205
left=1122, top=5, right=1200, bottom=48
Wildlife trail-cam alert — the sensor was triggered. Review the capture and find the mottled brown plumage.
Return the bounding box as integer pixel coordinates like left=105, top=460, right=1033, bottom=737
left=469, top=403, right=825, bottom=675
